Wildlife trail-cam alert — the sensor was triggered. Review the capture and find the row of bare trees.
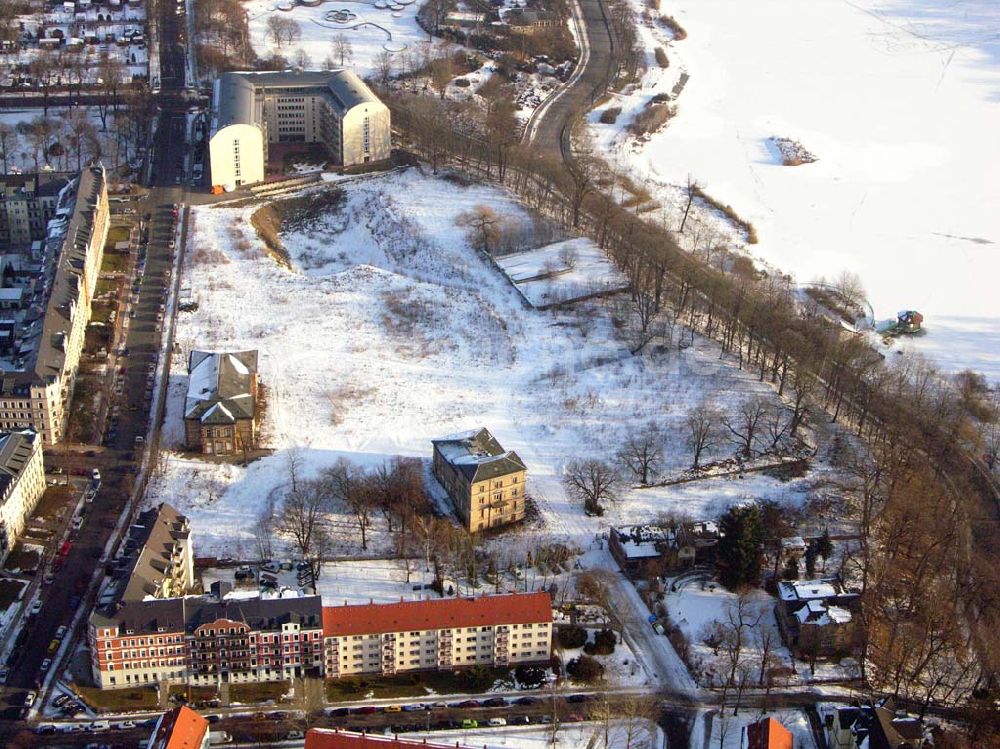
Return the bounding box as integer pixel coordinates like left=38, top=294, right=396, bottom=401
left=385, top=91, right=1000, bottom=706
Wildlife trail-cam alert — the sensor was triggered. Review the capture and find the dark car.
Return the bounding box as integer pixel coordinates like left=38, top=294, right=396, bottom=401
left=326, top=707, right=350, bottom=717
left=483, top=697, right=506, bottom=708
left=351, top=706, right=378, bottom=715
left=515, top=696, right=537, bottom=706
left=567, top=694, right=590, bottom=704
left=268, top=711, right=285, bottom=720
left=457, top=700, right=481, bottom=709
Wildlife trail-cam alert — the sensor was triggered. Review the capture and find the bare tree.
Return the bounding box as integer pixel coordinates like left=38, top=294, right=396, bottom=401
left=680, top=174, right=700, bottom=233
left=374, top=50, right=395, bottom=87
left=723, top=396, right=768, bottom=458
left=456, top=205, right=501, bottom=253
left=292, top=48, right=311, bottom=69
left=833, top=270, right=867, bottom=310
left=331, top=32, right=353, bottom=67
left=325, top=459, right=374, bottom=551
left=275, top=478, right=332, bottom=592
left=266, top=16, right=301, bottom=49
left=428, top=55, right=454, bottom=98
left=0, top=123, right=16, bottom=173
left=563, top=459, right=621, bottom=515
left=763, top=403, right=791, bottom=451
left=617, top=422, right=664, bottom=485
left=686, top=401, right=720, bottom=469
left=253, top=502, right=276, bottom=562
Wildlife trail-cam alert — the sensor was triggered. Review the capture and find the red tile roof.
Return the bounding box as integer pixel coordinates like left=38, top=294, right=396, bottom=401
left=322, top=592, right=552, bottom=637
left=149, top=706, right=209, bottom=749
left=306, top=729, right=474, bottom=749
left=748, top=717, right=794, bottom=749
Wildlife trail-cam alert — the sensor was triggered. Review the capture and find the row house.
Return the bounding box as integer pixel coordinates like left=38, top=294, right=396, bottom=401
left=0, top=166, right=109, bottom=444
left=88, top=592, right=552, bottom=689
left=111, top=503, right=194, bottom=603
left=88, top=596, right=324, bottom=688
left=322, top=592, right=552, bottom=679
left=0, top=429, right=45, bottom=563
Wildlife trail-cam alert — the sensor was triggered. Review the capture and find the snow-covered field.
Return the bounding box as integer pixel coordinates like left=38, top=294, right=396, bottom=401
left=495, top=238, right=629, bottom=308
left=244, top=0, right=426, bottom=76
left=592, top=0, right=1000, bottom=379
left=151, top=168, right=833, bottom=558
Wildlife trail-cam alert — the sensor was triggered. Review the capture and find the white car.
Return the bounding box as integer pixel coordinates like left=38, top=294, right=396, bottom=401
left=91, top=468, right=101, bottom=483
left=488, top=718, right=507, bottom=727
left=29, top=600, right=42, bottom=615
left=55, top=625, right=68, bottom=639
left=24, top=691, right=36, bottom=707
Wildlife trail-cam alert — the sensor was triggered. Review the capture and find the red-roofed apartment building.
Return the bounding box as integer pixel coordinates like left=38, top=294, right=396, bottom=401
left=147, top=706, right=209, bottom=749
left=323, top=591, right=552, bottom=678
left=747, top=717, right=794, bottom=749
left=307, top=729, right=478, bottom=749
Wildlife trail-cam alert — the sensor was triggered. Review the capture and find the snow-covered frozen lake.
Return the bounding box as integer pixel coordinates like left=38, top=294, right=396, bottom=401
left=594, top=0, right=1000, bottom=378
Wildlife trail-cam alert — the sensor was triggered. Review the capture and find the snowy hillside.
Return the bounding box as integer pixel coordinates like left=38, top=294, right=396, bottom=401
left=592, top=0, right=1000, bottom=378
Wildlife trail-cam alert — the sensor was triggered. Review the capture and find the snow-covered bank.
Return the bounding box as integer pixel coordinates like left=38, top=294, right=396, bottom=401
left=592, top=0, right=1000, bottom=378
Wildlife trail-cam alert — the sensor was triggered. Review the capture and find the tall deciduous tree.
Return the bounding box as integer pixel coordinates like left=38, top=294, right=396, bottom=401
left=563, top=459, right=621, bottom=515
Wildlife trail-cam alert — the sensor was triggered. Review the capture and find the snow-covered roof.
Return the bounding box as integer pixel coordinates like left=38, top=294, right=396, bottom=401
left=612, top=525, right=671, bottom=558
left=184, top=350, right=258, bottom=424
left=432, top=427, right=526, bottom=483
left=777, top=578, right=840, bottom=602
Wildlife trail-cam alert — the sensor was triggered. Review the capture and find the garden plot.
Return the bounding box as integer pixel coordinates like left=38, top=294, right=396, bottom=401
left=150, top=168, right=833, bottom=564
left=495, top=238, right=629, bottom=308
left=244, top=0, right=425, bottom=76
left=663, top=576, right=861, bottom=686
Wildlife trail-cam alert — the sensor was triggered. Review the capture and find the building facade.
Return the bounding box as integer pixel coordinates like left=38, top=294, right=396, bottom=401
left=88, top=592, right=551, bottom=689
left=0, top=173, right=69, bottom=246
left=431, top=428, right=527, bottom=532
left=0, top=166, right=109, bottom=444
left=322, top=592, right=552, bottom=679
left=0, top=429, right=45, bottom=563
left=307, top=729, right=479, bottom=749
left=209, top=70, right=391, bottom=188
left=183, top=350, right=259, bottom=455
left=112, top=503, right=195, bottom=603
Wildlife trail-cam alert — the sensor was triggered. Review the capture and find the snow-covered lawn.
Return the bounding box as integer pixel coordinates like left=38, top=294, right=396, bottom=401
left=495, top=238, right=629, bottom=308
left=244, top=0, right=426, bottom=76
left=591, top=0, right=1000, bottom=379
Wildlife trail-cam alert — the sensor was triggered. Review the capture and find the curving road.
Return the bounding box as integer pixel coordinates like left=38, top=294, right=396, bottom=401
left=521, top=0, right=616, bottom=156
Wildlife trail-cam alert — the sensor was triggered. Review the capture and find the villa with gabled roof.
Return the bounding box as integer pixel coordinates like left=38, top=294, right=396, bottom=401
left=183, top=350, right=259, bottom=455
left=431, top=427, right=527, bottom=532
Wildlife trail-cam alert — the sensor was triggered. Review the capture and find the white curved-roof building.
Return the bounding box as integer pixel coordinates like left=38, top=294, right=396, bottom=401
left=209, top=69, right=391, bottom=189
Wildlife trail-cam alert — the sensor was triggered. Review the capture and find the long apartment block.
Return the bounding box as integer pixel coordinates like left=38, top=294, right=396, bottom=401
left=0, top=166, right=109, bottom=443
left=88, top=591, right=552, bottom=689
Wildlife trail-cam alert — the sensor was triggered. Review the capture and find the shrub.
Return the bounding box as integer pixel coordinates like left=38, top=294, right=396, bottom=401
left=692, top=185, right=760, bottom=245
left=628, top=103, right=675, bottom=137
left=661, top=14, right=688, bottom=40
left=584, top=629, right=617, bottom=656
left=566, top=654, right=605, bottom=682
left=515, top=665, right=547, bottom=688
left=654, top=47, right=669, bottom=68
left=599, top=106, right=622, bottom=125
left=558, top=625, right=588, bottom=649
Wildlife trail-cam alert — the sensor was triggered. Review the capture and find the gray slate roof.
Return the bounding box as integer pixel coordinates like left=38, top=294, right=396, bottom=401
left=184, top=350, right=258, bottom=425
left=0, top=429, right=38, bottom=500
left=92, top=594, right=324, bottom=635
left=432, top=427, right=526, bottom=483
left=116, top=502, right=190, bottom=603
left=212, top=69, right=381, bottom=134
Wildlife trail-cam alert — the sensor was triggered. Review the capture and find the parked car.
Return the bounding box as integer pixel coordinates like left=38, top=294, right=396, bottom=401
left=383, top=705, right=402, bottom=713
left=91, top=468, right=101, bottom=484
left=52, top=694, right=70, bottom=707
left=483, top=697, right=506, bottom=707
left=24, top=691, right=36, bottom=707
left=55, top=625, right=68, bottom=639
left=461, top=719, right=478, bottom=729
left=29, top=600, right=42, bottom=616
left=40, top=658, right=51, bottom=672
left=567, top=694, right=590, bottom=704
left=488, top=718, right=507, bottom=727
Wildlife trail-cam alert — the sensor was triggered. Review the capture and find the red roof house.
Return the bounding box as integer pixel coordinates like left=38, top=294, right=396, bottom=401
left=148, top=705, right=209, bottom=749
left=322, top=591, right=552, bottom=637
left=747, top=717, right=794, bottom=749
